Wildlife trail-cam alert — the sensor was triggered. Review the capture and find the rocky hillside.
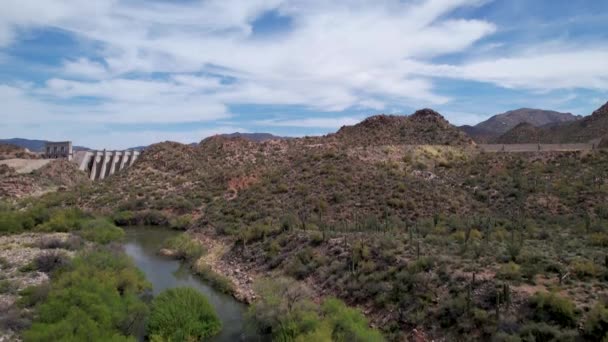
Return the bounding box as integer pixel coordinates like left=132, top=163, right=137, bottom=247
left=24, top=107, right=608, bottom=341
left=0, top=160, right=89, bottom=199
left=217, top=132, right=286, bottom=142
left=0, top=144, right=38, bottom=160
left=460, top=108, right=581, bottom=142
left=333, top=109, right=474, bottom=146
left=496, top=101, right=608, bottom=144
left=492, top=122, right=543, bottom=144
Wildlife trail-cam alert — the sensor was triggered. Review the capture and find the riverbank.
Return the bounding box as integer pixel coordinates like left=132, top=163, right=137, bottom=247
left=191, top=230, right=258, bottom=304
left=123, top=227, right=254, bottom=341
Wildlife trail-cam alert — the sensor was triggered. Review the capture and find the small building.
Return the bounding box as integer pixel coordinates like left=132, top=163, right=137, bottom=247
left=44, top=141, right=73, bottom=160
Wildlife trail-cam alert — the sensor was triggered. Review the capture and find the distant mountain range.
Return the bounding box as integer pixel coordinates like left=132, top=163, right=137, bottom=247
left=0, top=138, right=91, bottom=152
left=459, top=108, right=581, bottom=143
left=215, top=132, right=286, bottom=142
left=1, top=133, right=285, bottom=153
left=4, top=103, right=608, bottom=151
left=493, top=102, right=608, bottom=144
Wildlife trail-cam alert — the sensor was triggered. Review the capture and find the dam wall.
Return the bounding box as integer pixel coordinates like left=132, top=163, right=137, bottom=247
left=74, top=150, right=140, bottom=181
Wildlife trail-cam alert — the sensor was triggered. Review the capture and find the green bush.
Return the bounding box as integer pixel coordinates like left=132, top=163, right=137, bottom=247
left=321, top=297, right=385, bottom=342
left=32, top=251, right=70, bottom=273
left=148, top=287, right=221, bottom=341
left=529, top=292, right=578, bottom=328
left=518, top=322, right=576, bottom=342
left=163, top=234, right=205, bottom=261
left=570, top=258, right=601, bottom=279
left=248, top=277, right=384, bottom=341
left=112, top=210, right=137, bottom=226
left=35, top=208, right=88, bottom=232
left=77, top=218, right=125, bottom=244
left=583, top=302, right=608, bottom=341
left=23, top=251, right=150, bottom=341
left=497, top=262, right=522, bottom=281
left=169, top=215, right=193, bottom=230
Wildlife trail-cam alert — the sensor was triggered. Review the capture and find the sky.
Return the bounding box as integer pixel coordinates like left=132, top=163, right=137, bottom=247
left=1, top=0, right=607, bottom=149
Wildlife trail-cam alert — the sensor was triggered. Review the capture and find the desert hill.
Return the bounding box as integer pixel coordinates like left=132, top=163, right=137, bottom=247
left=333, top=109, right=474, bottom=146
left=492, top=122, right=543, bottom=144
left=461, top=108, right=580, bottom=142
left=17, top=106, right=608, bottom=341
left=0, top=160, right=89, bottom=199
left=496, top=101, right=608, bottom=144
left=0, top=143, right=38, bottom=160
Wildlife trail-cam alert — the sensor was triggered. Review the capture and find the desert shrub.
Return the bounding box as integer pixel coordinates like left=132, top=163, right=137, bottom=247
left=570, top=258, right=601, bottom=280
left=23, top=251, right=150, bottom=341
left=33, top=251, right=70, bottom=273
left=529, top=292, right=578, bottom=328
left=36, top=236, right=69, bottom=250
left=77, top=218, right=125, bottom=245
left=0, top=280, right=17, bottom=294
left=248, top=277, right=384, bottom=341
left=309, top=231, right=324, bottom=246
left=590, top=232, right=608, bottom=247
left=248, top=277, right=320, bottom=339
left=193, top=263, right=235, bottom=295
left=163, top=234, right=205, bottom=261
left=35, top=208, right=88, bottom=232
left=497, top=262, right=522, bottom=281
left=112, top=210, right=137, bottom=226
left=138, top=210, right=169, bottom=226
left=320, top=297, right=385, bottom=342
left=169, top=214, right=193, bottom=230
left=285, top=249, right=317, bottom=280
left=408, top=257, right=435, bottom=274
left=0, top=307, right=32, bottom=333
left=0, top=211, right=27, bottom=234
left=518, top=322, right=576, bottom=342
left=238, top=223, right=278, bottom=244
left=583, top=301, right=608, bottom=341
left=438, top=294, right=467, bottom=328
left=148, top=287, right=221, bottom=341
left=18, top=283, right=51, bottom=308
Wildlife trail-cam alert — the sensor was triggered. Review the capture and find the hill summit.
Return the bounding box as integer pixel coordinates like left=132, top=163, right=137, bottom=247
left=460, top=108, right=580, bottom=142
left=334, top=109, right=473, bottom=146
left=495, top=101, right=608, bottom=144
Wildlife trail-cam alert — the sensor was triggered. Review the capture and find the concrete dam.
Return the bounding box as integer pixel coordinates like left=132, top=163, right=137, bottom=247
left=74, top=150, right=140, bottom=181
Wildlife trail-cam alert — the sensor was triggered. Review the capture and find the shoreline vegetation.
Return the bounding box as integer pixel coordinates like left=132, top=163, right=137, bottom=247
left=0, top=203, right=383, bottom=341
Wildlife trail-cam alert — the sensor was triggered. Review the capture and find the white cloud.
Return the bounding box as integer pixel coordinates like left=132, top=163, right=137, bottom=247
left=413, top=48, right=608, bottom=91
left=76, top=126, right=248, bottom=150
left=256, top=116, right=363, bottom=129
left=1, top=0, right=606, bottom=146
left=0, top=0, right=495, bottom=115
left=62, top=58, right=108, bottom=80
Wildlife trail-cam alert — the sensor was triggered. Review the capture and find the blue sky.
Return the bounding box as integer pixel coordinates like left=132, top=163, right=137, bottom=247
left=0, top=0, right=607, bottom=149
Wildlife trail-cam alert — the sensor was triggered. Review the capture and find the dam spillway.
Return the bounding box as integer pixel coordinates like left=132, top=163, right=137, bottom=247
left=73, top=150, right=140, bottom=181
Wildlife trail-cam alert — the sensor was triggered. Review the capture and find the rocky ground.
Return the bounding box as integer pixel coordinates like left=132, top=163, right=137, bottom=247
left=0, top=233, right=79, bottom=341
left=0, top=160, right=89, bottom=200
left=191, top=231, right=258, bottom=303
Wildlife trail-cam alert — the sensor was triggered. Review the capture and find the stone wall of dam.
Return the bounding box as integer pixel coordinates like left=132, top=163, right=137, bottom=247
left=74, top=150, right=140, bottom=181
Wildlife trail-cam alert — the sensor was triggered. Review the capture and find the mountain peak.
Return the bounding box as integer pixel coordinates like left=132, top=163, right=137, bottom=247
left=335, top=110, right=472, bottom=146
left=411, top=108, right=445, bottom=121
left=591, top=101, right=608, bottom=117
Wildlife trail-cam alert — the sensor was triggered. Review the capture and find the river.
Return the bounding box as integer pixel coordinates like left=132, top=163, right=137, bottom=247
left=123, top=227, right=257, bottom=341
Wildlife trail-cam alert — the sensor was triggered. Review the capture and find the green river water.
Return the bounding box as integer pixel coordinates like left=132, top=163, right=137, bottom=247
left=123, top=227, right=260, bottom=341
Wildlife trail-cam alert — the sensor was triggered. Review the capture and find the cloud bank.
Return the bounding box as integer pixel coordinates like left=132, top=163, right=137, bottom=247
left=0, top=0, right=607, bottom=148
